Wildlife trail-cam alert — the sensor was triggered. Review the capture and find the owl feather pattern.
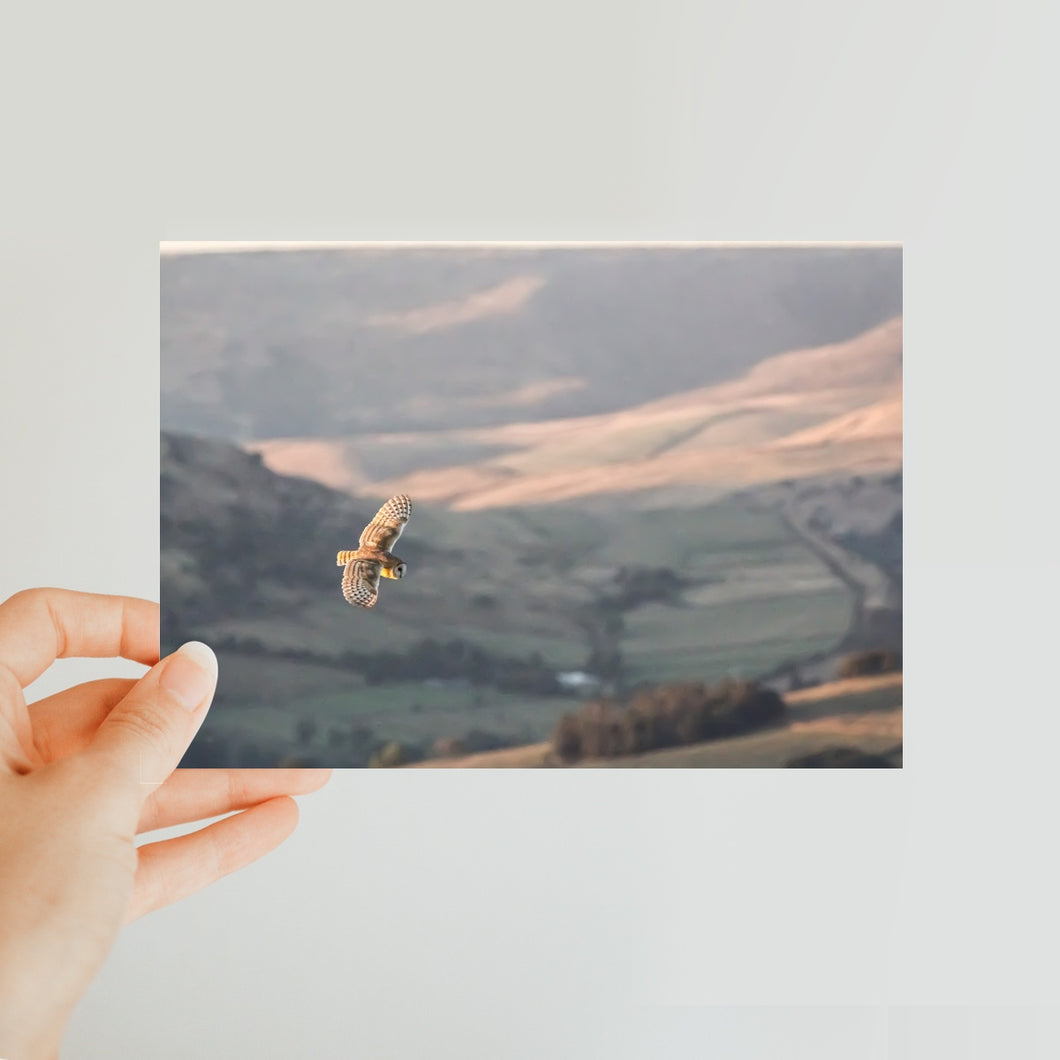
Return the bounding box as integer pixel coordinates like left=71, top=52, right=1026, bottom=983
left=337, top=494, right=412, bottom=609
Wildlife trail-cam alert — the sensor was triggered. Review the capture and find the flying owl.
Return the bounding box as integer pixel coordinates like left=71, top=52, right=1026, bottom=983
left=336, top=494, right=412, bottom=609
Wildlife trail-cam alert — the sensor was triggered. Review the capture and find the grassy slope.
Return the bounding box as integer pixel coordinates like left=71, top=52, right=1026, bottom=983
left=206, top=672, right=566, bottom=751
left=202, top=492, right=853, bottom=688
left=410, top=673, right=902, bottom=768
left=609, top=499, right=851, bottom=684
left=591, top=676, right=901, bottom=768
left=250, top=317, right=902, bottom=507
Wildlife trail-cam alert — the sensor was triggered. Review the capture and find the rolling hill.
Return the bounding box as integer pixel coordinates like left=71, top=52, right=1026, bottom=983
left=161, top=244, right=902, bottom=441
left=162, top=431, right=899, bottom=766
left=249, top=316, right=902, bottom=509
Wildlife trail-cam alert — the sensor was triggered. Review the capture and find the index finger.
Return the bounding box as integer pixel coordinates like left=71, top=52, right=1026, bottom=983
left=0, top=588, right=159, bottom=689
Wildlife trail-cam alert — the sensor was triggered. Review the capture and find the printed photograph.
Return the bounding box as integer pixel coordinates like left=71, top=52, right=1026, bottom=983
left=161, top=242, right=902, bottom=768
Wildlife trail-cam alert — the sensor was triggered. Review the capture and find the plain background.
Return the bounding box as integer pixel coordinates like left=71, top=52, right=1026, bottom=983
left=2, top=0, right=1058, bottom=1056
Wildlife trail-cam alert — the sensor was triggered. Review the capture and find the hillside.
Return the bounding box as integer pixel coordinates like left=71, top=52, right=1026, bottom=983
left=161, top=245, right=902, bottom=440
left=160, top=431, right=430, bottom=635
left=162, top=432, right=900, bottom=767
left=250, top=316, right=902, bottom=509
left=410, top=673, right=903, bottom=769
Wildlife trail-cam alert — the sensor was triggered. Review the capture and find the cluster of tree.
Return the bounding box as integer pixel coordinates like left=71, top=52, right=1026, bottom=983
left=340, top=637, right=565, bottom=694
left=180, top=718, right=409, bottom=769
left=551, top=678, right=785, bottom=762
left=368, top=741, right=421, bottom=768
left=206, top=634, right=344, bottom=668
left=606, top=566, right=689, bottom=609
left=835, top=649, right=902, bottom=679
left=573, top=603, right=626, bottom=687
left=184, top=629, right=569, bottom=696
left=293, top=716, right=520, bottom=767
left=569, top=567, right=693, bottom=690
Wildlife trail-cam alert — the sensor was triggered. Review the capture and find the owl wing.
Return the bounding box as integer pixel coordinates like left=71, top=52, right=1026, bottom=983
left=358, top=494, right=412, bottom=552
left=341, top=557, right=383, bottom=609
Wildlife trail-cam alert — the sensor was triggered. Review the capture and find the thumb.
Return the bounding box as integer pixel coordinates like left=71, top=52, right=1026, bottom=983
left=83, top=641, right=217, bottom=809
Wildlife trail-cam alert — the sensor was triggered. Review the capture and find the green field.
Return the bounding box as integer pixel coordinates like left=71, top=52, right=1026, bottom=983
left=206, top=673, right=570, bottom=753
left=194, top=490, right=856, bottom=762
left=622, top=586, right=851, bottom=685
left=592, top=499, right=812, bottom=591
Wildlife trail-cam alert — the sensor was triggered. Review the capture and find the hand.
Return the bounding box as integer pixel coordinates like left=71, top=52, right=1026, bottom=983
left=0, top=589, right=331, bottom=1058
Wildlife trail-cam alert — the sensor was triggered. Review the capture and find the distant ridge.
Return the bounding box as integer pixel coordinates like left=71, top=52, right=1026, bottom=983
left=251, top=316, right=902, bottom=508
left=162, top=244, right=902, bottom=439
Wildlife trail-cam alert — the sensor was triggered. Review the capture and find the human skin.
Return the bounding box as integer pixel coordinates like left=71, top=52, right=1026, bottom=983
left=0, top=588, right=331, bottom=1058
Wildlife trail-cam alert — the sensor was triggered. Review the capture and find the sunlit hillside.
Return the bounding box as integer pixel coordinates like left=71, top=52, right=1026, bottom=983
left=249, top=316, right=902, bottom=508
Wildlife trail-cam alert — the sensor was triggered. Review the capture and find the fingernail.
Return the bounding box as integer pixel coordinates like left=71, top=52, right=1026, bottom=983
left=160, top=641, right=218, bottom=711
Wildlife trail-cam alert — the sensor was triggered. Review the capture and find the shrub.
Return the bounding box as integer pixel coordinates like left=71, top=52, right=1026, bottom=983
left=571, top=701, right=622, bottom=758
left=368, top=740, right=426, bottom=767
left=836, top=649, right=902, bottom=679
left=618, top=708, right=655, bottom=755
left=729, top=685, right=785, bottom=728
left=552, top=714, right=582, bottom=762
left=431, top=737, right=468, bottom=758
left=369, top=741, right=410, bottom=768
left=551, top=679, right=787, bottom=762
left=610, top=566, right=686, bottom=608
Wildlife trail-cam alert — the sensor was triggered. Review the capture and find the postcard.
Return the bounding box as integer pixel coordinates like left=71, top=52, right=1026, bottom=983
left=161, top=242, right=902, bottom=768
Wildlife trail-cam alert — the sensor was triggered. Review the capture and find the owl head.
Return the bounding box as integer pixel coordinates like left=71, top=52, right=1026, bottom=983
left=381, top=558, right=407, bottom=580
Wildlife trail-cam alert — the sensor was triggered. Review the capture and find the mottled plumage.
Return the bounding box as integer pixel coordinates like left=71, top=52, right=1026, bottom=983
left=336, top=494, right=412, bottom=609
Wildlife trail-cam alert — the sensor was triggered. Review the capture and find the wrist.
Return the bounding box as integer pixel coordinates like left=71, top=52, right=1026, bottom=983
left=0, top=975, right=67, bottom=1060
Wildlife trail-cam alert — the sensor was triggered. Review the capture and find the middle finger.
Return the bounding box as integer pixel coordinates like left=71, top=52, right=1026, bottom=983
left=138, top=767, right=333, bottom=833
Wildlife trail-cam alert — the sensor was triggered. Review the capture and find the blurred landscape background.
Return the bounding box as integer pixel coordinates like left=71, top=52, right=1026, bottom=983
left=161, top=243, right=902, bottom=768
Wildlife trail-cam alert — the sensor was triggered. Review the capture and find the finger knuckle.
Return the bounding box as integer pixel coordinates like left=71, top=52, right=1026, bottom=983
left=109, top=706, right=175, bottom=753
